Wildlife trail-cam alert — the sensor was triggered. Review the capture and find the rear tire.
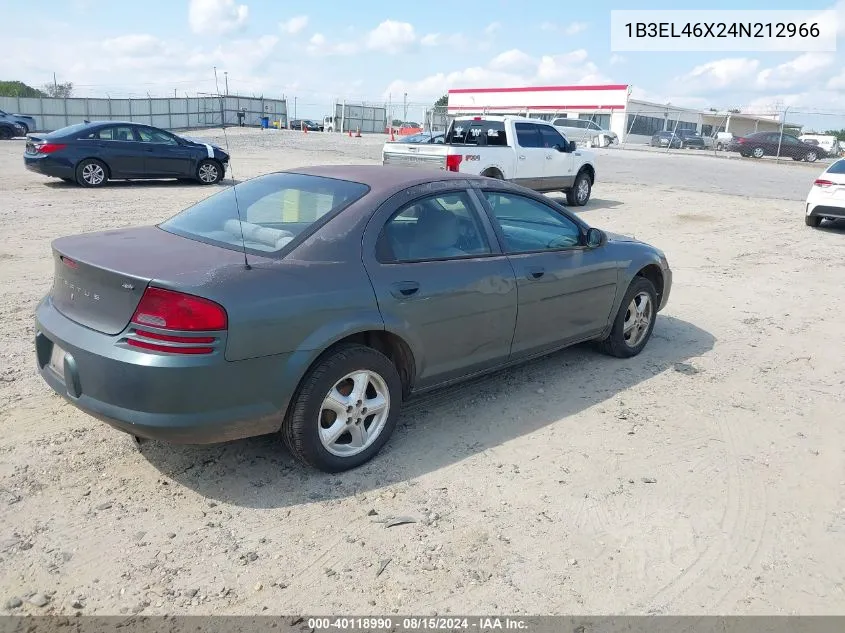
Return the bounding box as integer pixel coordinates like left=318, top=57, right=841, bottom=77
left=196, top=159, right=223, bottom=185
left=751, top=147, right=765, bottom=159
left=281, top=344, right=403, bottom=473
left=0, top=127, right=11, bottom=140
left=805, top=214, right=822, bottom=227
left=75, top=159, right=108, bottom=187
left=599, top=277, right=658, bottom=358
left=805, top=150, right=818, bottom=163
left=566, top=170, right=592, bottom=206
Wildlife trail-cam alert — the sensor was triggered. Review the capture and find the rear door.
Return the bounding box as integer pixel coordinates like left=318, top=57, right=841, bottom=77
left=513, top=122, right=547, bottom=189
left=362, top=181, right=518, bottom=389
left=82, top=125, right=146, bottom=177
left=136, top=126, right=195, bottom=177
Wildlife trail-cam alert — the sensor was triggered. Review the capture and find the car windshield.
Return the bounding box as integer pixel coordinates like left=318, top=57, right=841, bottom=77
left=159, top=172, right=370, bottom=255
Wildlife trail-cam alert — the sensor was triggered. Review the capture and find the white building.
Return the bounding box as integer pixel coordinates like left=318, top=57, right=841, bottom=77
left=446, top=84, right=800, bottom=143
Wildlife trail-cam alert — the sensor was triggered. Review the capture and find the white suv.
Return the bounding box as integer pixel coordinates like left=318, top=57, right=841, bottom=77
left=552, top=118, right=618, bottom=148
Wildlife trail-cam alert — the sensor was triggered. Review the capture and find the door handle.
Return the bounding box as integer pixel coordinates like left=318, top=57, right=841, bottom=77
left=526, top=267, right=545, bottom=280
left=545, top=155, right=553, bottom=160
left=518, top=155, right=526, bottom=160
left=389, top=281, right=420, bottom=298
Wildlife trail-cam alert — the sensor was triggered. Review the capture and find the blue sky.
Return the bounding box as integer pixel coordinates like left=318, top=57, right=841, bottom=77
left=2, top=0, right=844, bottom=129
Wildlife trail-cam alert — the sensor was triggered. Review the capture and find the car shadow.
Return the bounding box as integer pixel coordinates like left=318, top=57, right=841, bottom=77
left=818, top=219, right=845, bottom=233
left=43, top=178, right=242, bottom=189
left=138, top=315, right=715, bottom=508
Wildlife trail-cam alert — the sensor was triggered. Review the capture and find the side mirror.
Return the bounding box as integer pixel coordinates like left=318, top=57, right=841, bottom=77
left=568, top=140, right=577, bottom=152
left=585, top=227, right=604, bottom=248
left=554, top=143, right=566, bottom=152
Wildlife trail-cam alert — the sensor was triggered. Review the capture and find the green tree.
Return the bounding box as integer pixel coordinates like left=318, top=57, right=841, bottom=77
left=434, top=94, right=448, bottom=108
left=41, top=81, right=74, bottom=98
left=0, top=80, right=46, bottom=98
left=824, top=129, right=845, bottom=142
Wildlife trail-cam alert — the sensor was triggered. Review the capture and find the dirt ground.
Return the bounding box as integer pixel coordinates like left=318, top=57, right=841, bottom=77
left=0, top=128, right=843, bottom=616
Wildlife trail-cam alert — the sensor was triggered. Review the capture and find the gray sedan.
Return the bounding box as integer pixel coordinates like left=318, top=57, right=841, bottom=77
left=35, top=165, right=672, bottom=472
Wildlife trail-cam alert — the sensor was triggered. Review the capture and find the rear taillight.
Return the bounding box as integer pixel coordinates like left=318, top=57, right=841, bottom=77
left=814, top=179, right=835, bottom=187
left=36, top=143, right=67, bottom=154
left=446, top=154, right=463, bottom=172
left=737, top=138, right=747, bottom=144
left=128, top=287, right=227, bottom=354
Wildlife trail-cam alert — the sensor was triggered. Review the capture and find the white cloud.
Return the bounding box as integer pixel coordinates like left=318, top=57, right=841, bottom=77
left=678, top=58, right=760, bottom=91
left=188, top=0, right=248, bottom=36
left=827, top=72, right=845, bottom=90
left=366, top=20, right=416, bottom=54
left=488, top=49, right=535, bottom=73
left=541, top=22, right=588, bottom=35
left=306, top=32, right=358, bottom=57
left=609, top=54, right=626, bottom=65
left=485, top=22, right=502, bottom=36
left=383, top=48, right=612, bottom=102
left=421, top=33, right=440, bottom=46
left=755, top=53, right=835, bottom=90
left=280, top=15, right=308, bottom=35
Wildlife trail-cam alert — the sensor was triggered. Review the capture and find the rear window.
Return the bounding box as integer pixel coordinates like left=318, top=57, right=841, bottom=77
left=159, top=172, right=369, bottom=255
left=45, top=122, right=91, bottom=138
left=826, top=159, right=845, bottom=174
left=446, top=119, right=508, bottom=146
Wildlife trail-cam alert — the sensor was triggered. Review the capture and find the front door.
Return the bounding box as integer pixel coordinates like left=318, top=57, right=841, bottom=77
left=136, top=127, right=195, bottom=177
left=513, top=122, right=549, bottom=190
left=538, top=124, right=575, bottom=190
left=88, top=125, right=146, bottom=177
left=477, top=189, right=619, bottom=359
left=363, top=184, right=518, bottom=389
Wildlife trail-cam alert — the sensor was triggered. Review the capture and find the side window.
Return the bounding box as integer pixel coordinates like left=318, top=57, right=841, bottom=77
left=484, top=192, right=582, bottom=253
left=538, top=125, right=566, bottom=148
left=95, top=126, right=136, bottom=141
left=515, top=123, right=541, bottom=148
left=376, top=191, right=492, bottom=263
left=137, top=127, right=178, bottom=145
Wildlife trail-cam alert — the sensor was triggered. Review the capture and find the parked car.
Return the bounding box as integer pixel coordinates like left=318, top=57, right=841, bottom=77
left=34, top=165, right=671, bottom=472
left=713, top=132, right=736, bottom=151
left=799, top=134, right=841, bottom=156
left=393, top=132, right=444, bottom=144
left=675, top=129, right=706, bottom=149
left=805, top=158, right=845, bottom=227
left=552, top=117, right=618, bottom=147
left=290, top=119, right=322, bottom=131
left=383, top=116, right=596, bottom=206
left=0, top=108, right=36, bottom=134
left=23, top=121, right=230, bottom=187
left=728, top=132, right=826, bottom=162
left=0, top=120, right=24, bottom=140
left=650, top=131, right=682, bottom=148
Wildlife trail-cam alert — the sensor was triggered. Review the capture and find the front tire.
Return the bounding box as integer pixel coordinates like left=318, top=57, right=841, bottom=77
left=599, top=277, right=658, bottom=358
left=75, top=159, right=108, bottom=187
left=196, top=159, right=223, bottom=185
left=282, top=344, right=403, bottom=473
left=751, top=147, right=765, bottom=159
left=566, top=171, right=592, bottom=206
left=805, top=150, right=818, bottom=163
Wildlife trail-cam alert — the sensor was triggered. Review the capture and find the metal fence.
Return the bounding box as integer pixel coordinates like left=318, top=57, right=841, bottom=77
left=331, top=101, right=387, bottom=134
left=0, top=94, right=287, bottom=133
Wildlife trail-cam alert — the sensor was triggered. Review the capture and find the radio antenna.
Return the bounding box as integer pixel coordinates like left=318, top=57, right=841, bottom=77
left=213, top=67, right=251, bottom=270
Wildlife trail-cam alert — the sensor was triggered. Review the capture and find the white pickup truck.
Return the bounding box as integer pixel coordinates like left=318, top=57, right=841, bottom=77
left=382, top=115, right=597, bottom=206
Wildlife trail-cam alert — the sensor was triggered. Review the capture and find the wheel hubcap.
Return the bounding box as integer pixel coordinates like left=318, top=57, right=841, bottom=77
left=807, top=152, right=817, bottom=161
left=199, top=164, right=218, bottom=182
left=577, top=178, right=589, bottom=202
left=753, top=148, right=763, bottom=158
left=318, top=370, right=390, bottom=457
left=622, top=292, right=653, bottom=348
left=82, top=164, right=104, bottom=185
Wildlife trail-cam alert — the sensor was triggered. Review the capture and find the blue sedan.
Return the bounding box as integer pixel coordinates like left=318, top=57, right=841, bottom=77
left=24, top=121, right=230, bottom=187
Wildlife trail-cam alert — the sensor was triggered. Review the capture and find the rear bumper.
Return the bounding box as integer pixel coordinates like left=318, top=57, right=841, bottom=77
left=806, top=201, right=845, bottom=220
left=34, top=296, right=288, bottom=444
left=24, top=155, right=75, bottom=179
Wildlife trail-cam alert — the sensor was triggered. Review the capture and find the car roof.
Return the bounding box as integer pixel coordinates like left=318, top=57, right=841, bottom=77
left=286, top=165, right=481, bottom=193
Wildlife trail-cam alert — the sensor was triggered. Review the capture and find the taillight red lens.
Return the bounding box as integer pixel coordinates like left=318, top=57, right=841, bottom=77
left=131, top=287, right=227, bottom=331
left=127, top=339, right=214, bottom=355
left=737, top=138, right=747, bottom=144
left=37, top=143, right=67, bottom=154
left=446, top=154, right=463, bottom=172
left=814, top=179, right=835, bottom=187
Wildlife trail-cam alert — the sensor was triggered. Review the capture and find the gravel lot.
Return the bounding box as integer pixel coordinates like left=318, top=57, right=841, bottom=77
left=1, top=128, right=843, bottom=616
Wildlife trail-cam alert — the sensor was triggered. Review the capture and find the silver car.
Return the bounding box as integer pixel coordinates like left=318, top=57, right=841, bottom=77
left=552, top=118, right=618, bottom=148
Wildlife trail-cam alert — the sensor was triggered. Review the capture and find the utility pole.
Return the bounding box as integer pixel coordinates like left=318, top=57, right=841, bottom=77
left=294, top=96, right=297, bottom=119
left=403, top=92, right=408, bottom=124
left=53, top=72, right=58, bottom=93
left=224, top=71, right=229, bottom=96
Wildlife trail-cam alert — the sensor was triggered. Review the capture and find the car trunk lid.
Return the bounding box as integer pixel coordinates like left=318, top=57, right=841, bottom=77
left=49, top=226, right=251, bottom=335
